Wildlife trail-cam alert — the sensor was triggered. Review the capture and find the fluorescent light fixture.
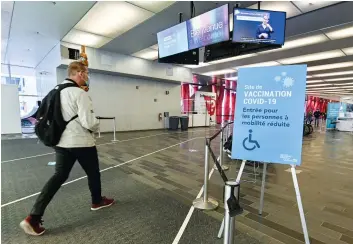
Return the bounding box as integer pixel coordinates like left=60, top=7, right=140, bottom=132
left=209, top=53, right=257, bottom=65
left=279, top=50, right=344, bottom=64
left=184, top=62, right=210, bottom=69
left=332, top=86, right=353, bottom=89
left=202, top=69, right=236, bottom=76
left=261, top=34, right=329, bottom=54
left=128, top=1, right=175, bottom=13
left=283, top=34, right=328, bottom=50
left=132, top=48, right=158, bottom=60
left=237, top=61, right=280, bottom=69
left=314, top=70, right=353, bottom=77
left=342, top=47, right=353, bottom=55
left=150, top=44, right=159, bottom=50
left=325, top=25, right=353, bottom=40
left=306, top=80, right=324, bottom=84
left=62, top=29, right=112, bottom=48
left=324, top=77, right=353, bottom=82
left=307, top=62, right=353, bottom=71
left=306, top=87, right=347, bottom=90
left=306, top=84, right=332, bottom=87
left=334, top=82, right=353, bottom=86
left=75, top=1, right=154, bottom=38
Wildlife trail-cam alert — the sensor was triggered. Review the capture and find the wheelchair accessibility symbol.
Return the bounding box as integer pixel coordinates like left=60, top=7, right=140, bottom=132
left=242, top=130, right=260, bottom=151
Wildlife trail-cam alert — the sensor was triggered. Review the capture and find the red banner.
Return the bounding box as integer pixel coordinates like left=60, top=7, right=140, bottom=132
left=203, top=96, right=216, bottom=116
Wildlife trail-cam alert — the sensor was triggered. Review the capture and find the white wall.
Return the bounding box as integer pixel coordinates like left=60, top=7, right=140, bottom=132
left=57, top=68, right=181, bottom=132
left=60, top=42, right=192, bottom=84
left=1, top=84, right=22, bottom=134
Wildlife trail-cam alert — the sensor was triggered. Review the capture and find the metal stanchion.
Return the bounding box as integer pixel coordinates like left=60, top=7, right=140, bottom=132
left=193, top=140, right=218, bottom=210
left=223, top=181, right=241, bottom=244
left=214, top=124, right=229, bottom=171
left=218, top=160, right=246, bottom=239
left=112, top=117, right=118, bottom=142
left=259, top=162, right=267, bottom=215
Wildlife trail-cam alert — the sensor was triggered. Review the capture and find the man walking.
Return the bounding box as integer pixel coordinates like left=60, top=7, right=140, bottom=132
left=20, top=61, right=114, bottom=236
left=314, top=109, right=321, bottom=127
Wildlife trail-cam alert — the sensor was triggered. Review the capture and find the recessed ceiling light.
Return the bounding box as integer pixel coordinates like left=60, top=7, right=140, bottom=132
left=128, top=1, right=175, bottom=13
left=132, top=48, right=158, bottom=60
left=325, top=25, right=353, bottom=40
left=313, top=70, right=353, bottom=77
left=306, top=87, right=347, bottom=90
left=75, top=1, right=154, bottom=38
left=62, top=29, right=112, bottom=48
left=306, top=80, right=324, bottom=84
left=208, top=53, right=258, bottom=65
left=324, top=77, right=353, bottom=82
left=332, top=85, right=353, bottom=89
left=307, top=61, right=353, bottom=71
left=334, top=82, right=353, bottom=86
left=342, top=47, right=353, bottom=55
left=202, top=69, right=236, bottom=76
left=279, top=50, right=344, bottom=64
left=237, top=61, right=280, bottom=69
left=150, top=44, right=158, bottom=50
left=306, top=84, right=332, bottom=87
left=283, top=34, right=328, bottom=50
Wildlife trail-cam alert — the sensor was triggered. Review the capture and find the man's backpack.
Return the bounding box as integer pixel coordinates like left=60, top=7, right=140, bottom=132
left=35, top=80, right=79, bottom=147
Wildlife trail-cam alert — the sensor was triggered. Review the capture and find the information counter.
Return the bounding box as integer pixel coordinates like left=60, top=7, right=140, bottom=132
left=336, top=117, right=353, bottom=132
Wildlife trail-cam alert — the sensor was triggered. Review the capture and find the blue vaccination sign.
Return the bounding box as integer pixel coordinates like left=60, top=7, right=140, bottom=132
left=157, top=22, right=189, bottom=58
left=231, top=65, right=307, bottom=165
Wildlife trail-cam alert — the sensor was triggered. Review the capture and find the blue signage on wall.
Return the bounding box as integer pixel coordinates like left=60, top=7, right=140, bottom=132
left=231, top=65, right=307, bottom=165
left=326, top=102, right=345, bottom=129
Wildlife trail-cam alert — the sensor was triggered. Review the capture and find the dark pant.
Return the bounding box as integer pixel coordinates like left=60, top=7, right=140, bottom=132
left=315, top=118, right=320, bottom=127
left=31, top=146, right=102, bottom=217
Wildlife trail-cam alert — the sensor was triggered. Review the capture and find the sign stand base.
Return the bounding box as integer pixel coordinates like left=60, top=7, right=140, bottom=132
left=291, top=164, right=310, bottom=244
left=258, top=163, right=310, bottom=244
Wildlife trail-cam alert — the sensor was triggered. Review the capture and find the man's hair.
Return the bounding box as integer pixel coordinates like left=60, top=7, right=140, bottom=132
left=67, top=61, right=87, bottom=76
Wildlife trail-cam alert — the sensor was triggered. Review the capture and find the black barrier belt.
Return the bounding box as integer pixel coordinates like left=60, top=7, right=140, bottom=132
left=206, top=121, right=234, bottom=183
left=96, top=117, right=115, bottom=120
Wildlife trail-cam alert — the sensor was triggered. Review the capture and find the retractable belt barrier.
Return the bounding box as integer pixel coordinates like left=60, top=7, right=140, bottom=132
left=192, top=121, right=244, bottom=244
left=96, top=116, right=119, bottom=142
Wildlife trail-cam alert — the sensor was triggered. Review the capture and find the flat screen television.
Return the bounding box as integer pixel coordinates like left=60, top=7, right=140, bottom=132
left=187, top=4, right=230, bottom=50
left=232, top=8, right=286, bottom=45
left=157, top=22, right=189, bottom=59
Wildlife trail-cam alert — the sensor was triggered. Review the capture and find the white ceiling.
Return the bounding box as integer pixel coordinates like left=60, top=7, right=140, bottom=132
left=1, top=1, right=95, bottom=68
left=62, top=1, right=175, bottom=49
left=2, top=0, right=352, bottom=98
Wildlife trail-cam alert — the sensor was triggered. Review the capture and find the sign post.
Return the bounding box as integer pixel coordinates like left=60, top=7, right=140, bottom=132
left=231, top=65, right=310, bottom=244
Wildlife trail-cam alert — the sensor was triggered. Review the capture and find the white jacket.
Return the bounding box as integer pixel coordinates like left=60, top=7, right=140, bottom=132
left=57, top=80, right=99, bottom=148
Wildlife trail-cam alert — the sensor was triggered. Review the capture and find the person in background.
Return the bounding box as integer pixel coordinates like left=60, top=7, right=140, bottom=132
left=314, top=109, right=321, bottom=127
left=256, top=14, right=274, bottom=39
left=20, top=61, right=114, bottom=236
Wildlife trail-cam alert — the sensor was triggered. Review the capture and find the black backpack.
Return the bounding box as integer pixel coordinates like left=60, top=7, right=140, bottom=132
left=35, top=80, right=79, bottom=147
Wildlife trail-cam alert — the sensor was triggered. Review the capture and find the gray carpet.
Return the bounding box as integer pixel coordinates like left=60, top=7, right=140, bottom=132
left=1, top=169, right=191, bottom=244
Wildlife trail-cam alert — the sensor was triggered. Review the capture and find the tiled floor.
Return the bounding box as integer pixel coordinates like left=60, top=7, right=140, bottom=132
left=1, top=127, right=353, bottom=244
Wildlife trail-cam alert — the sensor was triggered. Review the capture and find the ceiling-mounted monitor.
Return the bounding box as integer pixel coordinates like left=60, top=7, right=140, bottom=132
left=187, top=4, right=230, bottom=50
left=232, top=8, right=286, bottom=45
left=157, top=22, right=189, bottom=59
